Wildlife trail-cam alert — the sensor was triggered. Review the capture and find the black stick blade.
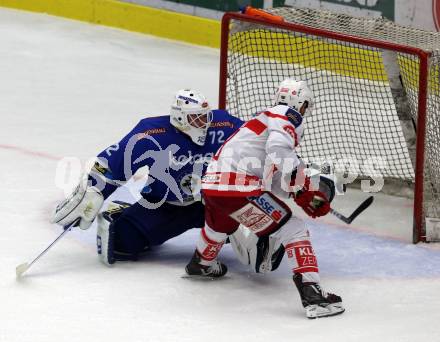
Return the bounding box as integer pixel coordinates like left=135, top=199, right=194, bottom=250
left=346, top=196, right=374, bottom=224
left=330, top=196, right=374, bottom=225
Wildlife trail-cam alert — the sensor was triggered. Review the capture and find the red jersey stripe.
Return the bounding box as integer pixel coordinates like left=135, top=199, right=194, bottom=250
left=201, top=227, right=222, bottom=245
left=263, top=111, right=289, bottom=121
left=285, top=241, right=312, bottom=250
left=243, top=119, right=267, bottom=135
left=292, top=266, right=319, bottom=273
left=202, top=172, right=261, bottom=186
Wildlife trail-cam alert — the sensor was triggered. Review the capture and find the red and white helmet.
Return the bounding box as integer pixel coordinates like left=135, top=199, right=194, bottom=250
left=274, top=79, right=314, bottom=116
left=170, top=89, right=213, bottom=146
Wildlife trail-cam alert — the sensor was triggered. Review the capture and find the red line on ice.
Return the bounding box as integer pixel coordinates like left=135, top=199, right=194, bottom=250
left=0, top=144, right=60, bottom=161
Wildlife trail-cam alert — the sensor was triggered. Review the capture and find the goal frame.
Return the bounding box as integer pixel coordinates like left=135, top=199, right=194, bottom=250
left=218, top=12, right=431, bottom=243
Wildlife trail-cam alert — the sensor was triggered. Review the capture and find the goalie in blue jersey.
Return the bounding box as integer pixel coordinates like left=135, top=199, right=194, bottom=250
left=51, top=89, right=243, bottom=265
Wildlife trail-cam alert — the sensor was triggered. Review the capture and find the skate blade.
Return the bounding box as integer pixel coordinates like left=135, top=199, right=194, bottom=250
left=306, top=303, right=345, bottom=319
left=181, top=274, right=228, bottom=281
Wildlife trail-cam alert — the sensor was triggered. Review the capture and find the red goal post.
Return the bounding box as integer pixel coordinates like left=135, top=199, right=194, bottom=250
left=218, top=7, right=440, bottom=243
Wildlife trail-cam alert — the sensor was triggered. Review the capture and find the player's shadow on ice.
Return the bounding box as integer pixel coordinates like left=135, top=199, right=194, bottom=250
left=135, top=242, right=250, bottom=271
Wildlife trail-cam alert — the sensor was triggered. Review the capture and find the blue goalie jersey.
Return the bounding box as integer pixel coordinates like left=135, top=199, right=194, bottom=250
left=89, top=110, right=243, bottom=204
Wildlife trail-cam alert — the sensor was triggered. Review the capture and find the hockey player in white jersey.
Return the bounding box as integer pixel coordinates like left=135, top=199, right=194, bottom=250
left=184, top=79, right=345, bottom=318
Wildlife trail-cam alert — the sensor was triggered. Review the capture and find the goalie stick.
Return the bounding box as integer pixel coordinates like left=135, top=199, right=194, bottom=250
left=330, top=196, right=374, bottom=224
left=15, top=218, right=79, bottom=278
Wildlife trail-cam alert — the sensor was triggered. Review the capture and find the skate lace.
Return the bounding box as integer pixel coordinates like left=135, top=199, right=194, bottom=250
left=318, top=286, right=328, bottom=297
left=207, top=261, right=223, bottom=275
left=312, top=284, right=332, bottom=300
left=315, top=285, right=341, bottom=303
left=310, top=284, right=325, bottom=296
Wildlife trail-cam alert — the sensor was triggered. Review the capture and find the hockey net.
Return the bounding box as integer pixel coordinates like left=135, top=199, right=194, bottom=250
left=219, top=7, right=440, bottom=243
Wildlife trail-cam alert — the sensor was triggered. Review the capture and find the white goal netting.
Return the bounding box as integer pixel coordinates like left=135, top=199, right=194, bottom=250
left=222, top=7, right=440, bottom=240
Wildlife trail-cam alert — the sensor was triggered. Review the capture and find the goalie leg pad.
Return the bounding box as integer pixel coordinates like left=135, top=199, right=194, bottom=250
left=251, top=235, right=284, bottom=273
left=229, top=226, right=285, bottom=274
left=229, top=225, right=258, bottom=266
left=126, top=199, right=205, bottom=246
left=97, top=211, right=116, bottom=266
left=97, top=201, right=145, bottom=266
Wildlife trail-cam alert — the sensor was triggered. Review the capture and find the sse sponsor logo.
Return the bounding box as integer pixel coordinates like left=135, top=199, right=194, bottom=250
left=248, top=193, right=286, bottom=222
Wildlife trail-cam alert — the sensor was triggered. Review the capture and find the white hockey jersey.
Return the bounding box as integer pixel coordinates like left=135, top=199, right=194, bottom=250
left=202, top=105, right=304, bottom=197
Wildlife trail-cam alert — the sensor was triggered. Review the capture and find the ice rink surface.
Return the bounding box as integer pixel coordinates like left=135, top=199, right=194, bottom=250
left=1, top=7, right=439, bottom=342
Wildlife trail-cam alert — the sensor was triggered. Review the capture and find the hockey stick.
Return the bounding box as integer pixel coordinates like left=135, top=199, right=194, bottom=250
left=330, top=196, right=374, bottom=225
left=15, top=219, right=79, bottom=278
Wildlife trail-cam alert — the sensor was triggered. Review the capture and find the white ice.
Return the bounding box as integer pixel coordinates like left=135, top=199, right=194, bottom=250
left=1, top=7, right=439, bottom=342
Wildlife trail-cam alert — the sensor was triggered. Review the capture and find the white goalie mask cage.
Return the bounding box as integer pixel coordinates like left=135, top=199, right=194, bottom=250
left=274, top=79, right=314, bottom=116
left=170, top=89, right=213, bottom=146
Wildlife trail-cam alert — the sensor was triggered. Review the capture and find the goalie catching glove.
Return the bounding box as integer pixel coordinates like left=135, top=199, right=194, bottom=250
left=293, top=175, right=335, bottom=218
left=51, top=175, right=104, bottom=230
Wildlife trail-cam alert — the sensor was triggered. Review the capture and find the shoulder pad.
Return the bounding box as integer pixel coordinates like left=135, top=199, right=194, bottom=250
left=136, top=116, right=170, bottom=136
left=210, top=109, right=240, bottom=129
left=138, top=115, right=170, bottom=126
left=285, top=108, right=303, bottom=128
left=212, top=109, right=228, bottom=115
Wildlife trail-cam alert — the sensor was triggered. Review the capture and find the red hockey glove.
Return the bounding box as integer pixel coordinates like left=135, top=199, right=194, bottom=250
left=294, top=190, right=331, bottom=218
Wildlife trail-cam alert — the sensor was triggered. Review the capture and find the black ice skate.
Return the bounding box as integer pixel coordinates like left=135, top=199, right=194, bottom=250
left=293, top=273, right=345, bottom=319
left=185, top=251, right=228, bottom=278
